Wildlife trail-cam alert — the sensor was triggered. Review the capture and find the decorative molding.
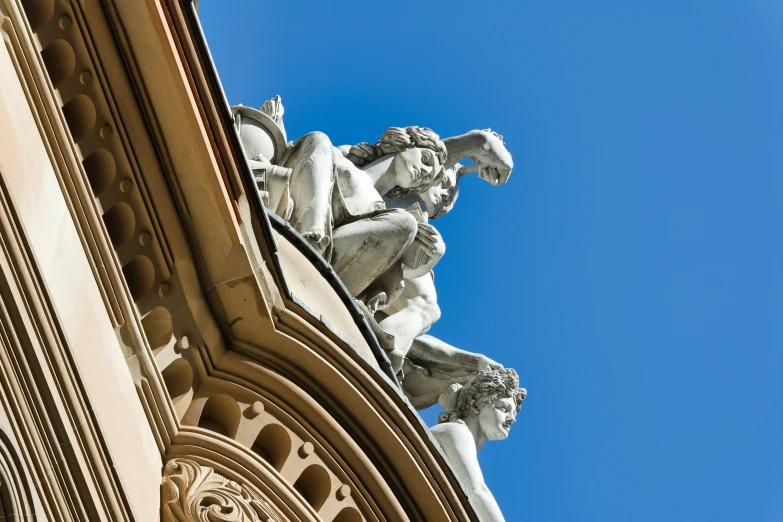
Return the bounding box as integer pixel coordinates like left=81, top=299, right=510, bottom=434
left=0, top=430, right=36, bottom=521
left=162, top=458, right=285, bottom=522
left=0, top=169, right=132, bottom=521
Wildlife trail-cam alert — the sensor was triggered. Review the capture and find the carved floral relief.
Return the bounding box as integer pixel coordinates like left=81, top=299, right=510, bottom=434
left=162, top=459, right=285, bottom=522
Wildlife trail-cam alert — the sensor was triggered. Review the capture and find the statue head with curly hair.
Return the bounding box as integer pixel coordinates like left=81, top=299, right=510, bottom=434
left=437, top=368, right=527, bottom=442
left=345, top=126, right=447, bottom=198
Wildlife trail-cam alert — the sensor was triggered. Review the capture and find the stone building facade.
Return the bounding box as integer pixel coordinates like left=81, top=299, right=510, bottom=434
left=0, top=0, right=519, bottom=520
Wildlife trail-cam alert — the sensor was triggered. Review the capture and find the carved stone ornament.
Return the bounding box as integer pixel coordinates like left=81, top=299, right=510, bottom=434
left=161, top=458, right=285, bottom=522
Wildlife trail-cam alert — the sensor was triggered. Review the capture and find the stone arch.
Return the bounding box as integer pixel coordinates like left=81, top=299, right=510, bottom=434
left=102, top=202, right=136, bottom=249
left=197, top=394, right=241, bottom=439
left=122, top=255, right=155, bottom=300
left=0, top=431, right=35, bottom=520
left=20, top=0, right=55, bottom=32
left=141, top=306, right=173, bottom=353
left=160, top=358, right=194, bottom=419
left=251, top=423, right=291, bottom=472
left=82, top=148, right=116, bottom=196
left=293, top=464, right=331, bottom=512
left=40, top=39, right=75, bottom=88
left=165, top=430, right=325, bottom=521
left=161, top=458, right=288, bottom=522
left=61, top=94, right=96, bottom=143
left=332, top=507, right=363, bottom=522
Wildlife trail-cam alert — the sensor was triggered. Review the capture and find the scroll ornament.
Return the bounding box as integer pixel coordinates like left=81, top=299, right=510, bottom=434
left=161, top=458, right=284, bottom=522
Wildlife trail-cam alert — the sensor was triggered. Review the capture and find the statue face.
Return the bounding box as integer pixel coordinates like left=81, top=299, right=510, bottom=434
left=422, top=167, right=457, bottom=217
left=391, top=147, right=442, bottom=189
left=477, top=396, right=517, bottom=441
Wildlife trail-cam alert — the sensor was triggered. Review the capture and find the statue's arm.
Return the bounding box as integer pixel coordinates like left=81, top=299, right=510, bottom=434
left=408, top=334, right=502, bottom=372
left=443, top=130, right=513, bottom=185
left=432, top=424, right=506, bottom=522
left=401, top=335, right=503, bottom=409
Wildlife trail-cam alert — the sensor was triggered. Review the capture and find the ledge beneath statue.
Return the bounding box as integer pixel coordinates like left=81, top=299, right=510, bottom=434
left=264, top=210, right=397, bottom=380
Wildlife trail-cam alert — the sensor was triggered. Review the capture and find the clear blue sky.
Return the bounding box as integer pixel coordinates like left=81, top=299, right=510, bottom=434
left=200, top=2, right=783, bottom=520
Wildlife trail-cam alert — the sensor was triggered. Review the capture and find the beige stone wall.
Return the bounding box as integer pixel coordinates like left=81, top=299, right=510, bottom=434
left=0, top=2, right=160, bottom=519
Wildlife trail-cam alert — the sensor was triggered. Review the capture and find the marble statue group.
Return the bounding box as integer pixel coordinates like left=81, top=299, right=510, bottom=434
left=233, top=98, right=526, bottom=521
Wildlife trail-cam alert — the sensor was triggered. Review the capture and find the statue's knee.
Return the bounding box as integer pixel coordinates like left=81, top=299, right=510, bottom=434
left=287, top=132, right=335, bottom=178
left=386, top=209, right=418, bottom=239
left=301, top=131, right=332, bottom=150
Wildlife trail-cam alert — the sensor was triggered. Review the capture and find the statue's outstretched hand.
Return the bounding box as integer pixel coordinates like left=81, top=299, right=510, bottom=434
left=472, top=130, right=514, bottom=186
left=476, top=354, right=503, bottom=373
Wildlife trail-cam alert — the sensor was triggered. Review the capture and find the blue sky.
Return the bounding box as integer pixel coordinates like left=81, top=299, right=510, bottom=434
left=200, top=1, right=783, bottom=520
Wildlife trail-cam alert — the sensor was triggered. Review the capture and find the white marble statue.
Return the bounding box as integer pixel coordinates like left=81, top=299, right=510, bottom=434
left=235, top=100, right=517, bottom=407
left=431, top=369, right=527, bottom=522
left=236, top=98, right=526, bottom=520
left=373, top=130, right=513, bottom=375
left=235, top=100, right=450, bottom=310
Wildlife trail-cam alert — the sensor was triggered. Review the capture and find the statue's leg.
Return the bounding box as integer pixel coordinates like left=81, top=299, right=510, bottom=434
left=331, top=209, right=417, bottom=297
left=281, top=132, right=335, bottom=253
left=376, top=273, right=441, bottom=373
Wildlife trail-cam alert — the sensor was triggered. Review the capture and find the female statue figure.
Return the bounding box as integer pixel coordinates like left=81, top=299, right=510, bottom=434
left=431, top=369, right=526, bottom=522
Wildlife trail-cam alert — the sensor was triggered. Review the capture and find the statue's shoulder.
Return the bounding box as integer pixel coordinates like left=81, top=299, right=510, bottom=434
left=430, top=421, right=473, bottom=449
